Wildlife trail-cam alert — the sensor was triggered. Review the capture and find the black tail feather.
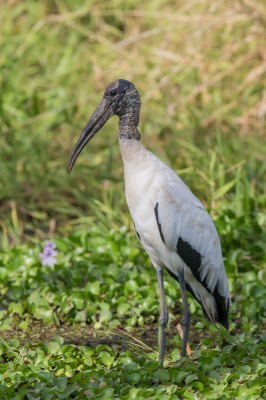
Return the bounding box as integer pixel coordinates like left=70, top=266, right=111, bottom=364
left=167, top=269, right=229, bottom=330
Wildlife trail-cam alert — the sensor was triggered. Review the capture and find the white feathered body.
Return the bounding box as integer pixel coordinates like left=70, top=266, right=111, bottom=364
left=119, top=138, right=230, bottom=326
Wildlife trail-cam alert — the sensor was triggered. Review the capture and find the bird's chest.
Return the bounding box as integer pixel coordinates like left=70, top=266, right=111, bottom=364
left=120, top=139, right=164, bottom=251
left=123, top=165, right=162, bottom=247
left=124, top=167, right=153, bottom=213
left=123, top=149, right=159, bottom=217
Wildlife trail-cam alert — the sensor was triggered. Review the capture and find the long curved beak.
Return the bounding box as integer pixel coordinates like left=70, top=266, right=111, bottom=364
left=67, top=97, right=114, bottom=174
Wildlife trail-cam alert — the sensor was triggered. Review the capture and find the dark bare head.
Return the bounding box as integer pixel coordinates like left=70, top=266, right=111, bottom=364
left=67, top=79, right=141, bottom=174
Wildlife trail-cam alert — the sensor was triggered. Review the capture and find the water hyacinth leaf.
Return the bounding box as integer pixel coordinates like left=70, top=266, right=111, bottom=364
left=37, top=371, right=53, bottom=383
left=60, top=301, right=74, bottom=314
left=52, top=336, right=64, bottom=346
left=99, top=388, right=114, bottom=398
left=126, top=372, right=141, bottom=385
left=65, top=368, right=76, bottom=378
left=153, top=369, right=170, bottom=382
left=46, top=342, right=61, bottom=354
left=84, top=356, right=93, bottom=366
left=254, top=364, right=266, bottom=374
left=73, top=298, right=84, bottom=310
left=183, top=393, right=200, bottom=400
left=8, top=302, right=24, bottom=316
left=126, top=316, right=137, bottom=326
left=79, top=346, right=95, bottom=356
left=169, top=370, right=188, bottom=383
left=253, top=286, right=266, bottom=298
left=34, top=351, right=45, bottom=364
left=117, top=303, right=130, bottom=315
left=248, top=378, right=264, bottom=389
left=98, top=302, right=110, bottom=311
left=100, top=353, right=115, bottom=367
left=185, top=374, right=198, bottom=385
left=166, top=385, right=178, bottom=395
left=199, top=387, right=214, bottom=397
left=121, top=357, right=134, bottom=365
left=96, top=345, right=112, bottom=353
left=52, top=377, right=67, bottom=392
left=109, top=319, right=121, bottom=327
left=243, top=272, right=257, bottom=283
left=129, top=388, right=142, bottom=398
left=99, top=310, right=112, bottom=323
left=241, top=365, right=251, bottom=373
left=86, top=281, right=100, bottom=295
left=190, top=381, right=204, bottom=390
left=34, top=309, right=53, bottom=323
left=61, top=344, right=75, bottom=354
left=199, top=356, right=214, bottom=365
left=75, top=310, right=87, bottom=322
left=125, top=280, right=139, bottom=293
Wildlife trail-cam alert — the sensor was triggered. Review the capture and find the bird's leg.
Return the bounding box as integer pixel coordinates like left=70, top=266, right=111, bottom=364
left=178, top=269, right=191, bottom=357
left=156, top=268, right=168, bottom=365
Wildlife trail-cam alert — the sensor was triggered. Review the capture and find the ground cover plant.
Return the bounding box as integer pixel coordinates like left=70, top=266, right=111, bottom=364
left=0, top=218, right=265, bottom=399
left=0, top=0, right=266, bottom=398
left=0, top=334, right=265, bottom=400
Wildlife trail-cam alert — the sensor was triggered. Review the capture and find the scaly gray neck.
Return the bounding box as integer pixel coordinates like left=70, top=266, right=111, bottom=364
left=118, top=86, right=141, bottom=140
left=118, top=121, right=141, bottom=140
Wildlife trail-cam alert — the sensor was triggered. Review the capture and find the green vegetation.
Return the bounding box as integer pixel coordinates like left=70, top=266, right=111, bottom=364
left=0, top=226, right=265, bottom=333
left=0, top=229, right=265, bottom=399
left=0, top=0, right=266, bottom=398
left=0, top=335, right=266, bottom=399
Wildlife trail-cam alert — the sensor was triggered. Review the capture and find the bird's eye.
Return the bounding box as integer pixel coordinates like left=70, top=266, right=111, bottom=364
left=110, top=90, right=117, bottom=96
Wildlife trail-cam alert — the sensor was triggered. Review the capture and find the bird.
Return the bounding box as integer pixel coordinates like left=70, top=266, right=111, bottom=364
left=67, top=79, right=231, bottom=364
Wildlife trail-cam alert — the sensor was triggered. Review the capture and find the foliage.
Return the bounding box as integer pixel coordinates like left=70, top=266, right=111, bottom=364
left=0, top=223, right=265, bottom=397
left=0, top=334, right=265, bottom=399
left=0, top=224, right=265, bottom=332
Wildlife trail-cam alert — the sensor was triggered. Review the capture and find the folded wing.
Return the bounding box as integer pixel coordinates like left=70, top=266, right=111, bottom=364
left=154, top=176, right=230, bottom=327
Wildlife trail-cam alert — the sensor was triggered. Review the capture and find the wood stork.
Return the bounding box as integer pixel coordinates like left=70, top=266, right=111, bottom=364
left=67, top=79, right=231, bottom=364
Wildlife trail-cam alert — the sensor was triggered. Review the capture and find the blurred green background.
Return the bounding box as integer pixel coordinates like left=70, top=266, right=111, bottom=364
left=0, top=0, right=265, bottom=249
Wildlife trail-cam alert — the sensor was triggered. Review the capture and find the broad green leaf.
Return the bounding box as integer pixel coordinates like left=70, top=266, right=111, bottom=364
left=86, top=281, right=100, bottom=295
left=52, top=377, right=67, bottom=392
left=126, top=372, right=141, bottom=385
left=185, top=374, right=198, bottom=385
left=117, top=303, right=130, bottom=315
left=52, top=336, right=64, bottom=346
left=37, top=371, right=53, bottom=383
left=153, top=369, right=170, bottom=382
left=99, top=309, right=112, bottom=323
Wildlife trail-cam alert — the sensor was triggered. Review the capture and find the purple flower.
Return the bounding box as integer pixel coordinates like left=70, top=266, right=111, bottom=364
left=38, top=241, right=58, bottom=267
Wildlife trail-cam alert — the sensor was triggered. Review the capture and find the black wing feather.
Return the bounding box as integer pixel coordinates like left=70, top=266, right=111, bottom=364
left=154, top=203, right=229, bottom=329
left=175, top=237, right=229, bottom=329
